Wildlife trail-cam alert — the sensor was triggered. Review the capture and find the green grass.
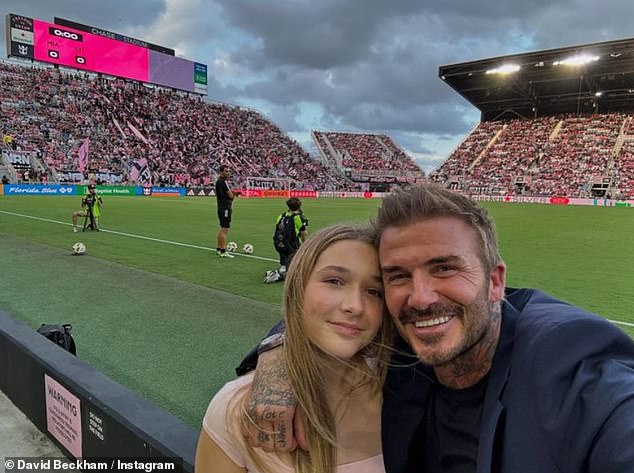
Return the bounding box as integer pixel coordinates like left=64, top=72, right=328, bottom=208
left=1, top=195, right=633, bottom=428
left=0, top=196, right=378, bottom=304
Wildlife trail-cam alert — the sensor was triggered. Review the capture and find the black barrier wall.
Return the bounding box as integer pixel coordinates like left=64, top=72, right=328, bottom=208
left=0, top=310, right=197, bottom=472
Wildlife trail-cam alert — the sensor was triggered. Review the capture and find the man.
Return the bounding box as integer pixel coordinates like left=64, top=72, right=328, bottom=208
left=215, top=165, right=238, bottom=258
left=71, top=184, right=102, bottom=232
left=238, top=183, right=634, bottom=472
left=264, top=197, right=308, bottom=283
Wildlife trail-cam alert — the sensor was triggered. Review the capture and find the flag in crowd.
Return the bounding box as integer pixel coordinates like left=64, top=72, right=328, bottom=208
left=112, top=118, right=127, bottom=139
left=130, top=157, right=152, bottom=184
left=127, top=122, right=150, bottom=144
left=77, top=138, right=90, bottom=172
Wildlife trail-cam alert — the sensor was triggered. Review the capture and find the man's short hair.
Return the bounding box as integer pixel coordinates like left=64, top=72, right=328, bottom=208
left=286, top=197, right=301, bottom=212
left=218, top=164, right=229, bottom=173
left=374, top=182, right=502, bottom=273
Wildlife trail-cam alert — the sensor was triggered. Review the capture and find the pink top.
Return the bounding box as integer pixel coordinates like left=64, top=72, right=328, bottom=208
left=203, top=373, right=385, bottom=473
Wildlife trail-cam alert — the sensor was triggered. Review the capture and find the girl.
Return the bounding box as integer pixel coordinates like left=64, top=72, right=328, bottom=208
left=196, top=224, right=391, bottom=473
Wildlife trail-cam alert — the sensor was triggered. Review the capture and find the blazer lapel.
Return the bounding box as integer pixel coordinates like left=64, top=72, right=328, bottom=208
left=476, top=301, right=519, bottom=473
left=382, top=335, right=433, bottom=473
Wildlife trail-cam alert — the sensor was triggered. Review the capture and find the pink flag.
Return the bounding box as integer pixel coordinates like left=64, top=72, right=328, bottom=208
left=77, top=138, right=90, bottom=172
left=112, top=118, right=127, bottom=139
left=127, top=122, right=149, bottom=144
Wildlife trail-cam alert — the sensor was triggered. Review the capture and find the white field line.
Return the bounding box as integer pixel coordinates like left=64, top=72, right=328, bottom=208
left=608, top=319, right=634, bottom=328
left=0, top=210, right=278, bottom=263
left=2, top=210, right=634, bottom=329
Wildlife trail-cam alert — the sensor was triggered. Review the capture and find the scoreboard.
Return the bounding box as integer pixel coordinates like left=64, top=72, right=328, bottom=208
left=6, top=13, right=207, bottom=95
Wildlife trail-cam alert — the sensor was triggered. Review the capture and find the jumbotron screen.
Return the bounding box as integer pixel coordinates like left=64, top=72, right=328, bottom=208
left=6, top=13, right=208, bottom=95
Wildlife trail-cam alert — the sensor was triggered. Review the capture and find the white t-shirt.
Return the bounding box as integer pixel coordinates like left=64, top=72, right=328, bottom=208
left=202, top=373, right=385, bottom=473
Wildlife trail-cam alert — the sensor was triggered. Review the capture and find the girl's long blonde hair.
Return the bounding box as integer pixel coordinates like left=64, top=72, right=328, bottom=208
left=282, top=224, right=392, bottom=473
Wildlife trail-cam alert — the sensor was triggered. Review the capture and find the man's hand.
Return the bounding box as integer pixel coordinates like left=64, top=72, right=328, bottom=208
left=242, top=347, right=305, bottom=452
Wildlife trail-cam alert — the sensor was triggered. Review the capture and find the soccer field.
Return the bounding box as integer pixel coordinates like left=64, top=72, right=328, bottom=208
left=1, top=195, right=633, bottom=427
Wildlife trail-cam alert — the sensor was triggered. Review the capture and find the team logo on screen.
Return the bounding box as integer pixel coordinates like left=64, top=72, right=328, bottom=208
left=49, top=27, right=83, bottom=42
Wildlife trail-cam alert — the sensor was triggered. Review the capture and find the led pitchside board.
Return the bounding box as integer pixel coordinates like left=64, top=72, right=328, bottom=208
left=6, top=13, right=208, bottom=95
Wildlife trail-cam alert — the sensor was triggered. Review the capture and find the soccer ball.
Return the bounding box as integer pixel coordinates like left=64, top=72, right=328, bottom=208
left=72, top=242, right=86, bottom=255
left=242, top=243, right=254, bottom=254
left=227, top=241, right=238, bottom=252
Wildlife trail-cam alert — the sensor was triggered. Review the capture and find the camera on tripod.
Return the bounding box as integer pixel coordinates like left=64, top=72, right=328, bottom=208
left=82, top=193, right=96, bottom=208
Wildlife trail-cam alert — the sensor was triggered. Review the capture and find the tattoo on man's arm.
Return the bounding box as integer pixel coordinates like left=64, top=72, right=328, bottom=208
left=257, top=430, right=271, bottom=443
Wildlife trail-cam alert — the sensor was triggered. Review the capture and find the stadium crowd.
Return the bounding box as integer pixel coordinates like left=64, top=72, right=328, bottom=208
left=0, top=61, right=354, bottom=191
left=430, top=112, right=634, bottom=198
left=5, top=58, right=634, bottom=198
left=313, top=130, right=423, bottom=178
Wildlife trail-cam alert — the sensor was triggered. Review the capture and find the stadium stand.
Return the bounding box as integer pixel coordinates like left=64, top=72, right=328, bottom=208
left=430, top=113, right=634, bottom=197
left=0, top=60, right=354, bottom=190
left=430, top=36, right=634, bottom=199
left=313, top=130, right=422, bottom=174
left=4, top=56, right=634, bottom=198
left=312, top=130, right=424, bottom=190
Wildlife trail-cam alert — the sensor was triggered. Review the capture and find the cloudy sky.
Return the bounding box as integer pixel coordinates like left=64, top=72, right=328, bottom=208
left=2, top=1, right=633, bottom=172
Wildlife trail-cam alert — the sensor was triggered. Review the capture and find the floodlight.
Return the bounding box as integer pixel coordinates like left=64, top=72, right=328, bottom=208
left=485, top=64, right=520, bottom=75
left=553, top=54, right=599, bottom=67
left=595, top=91, right=603, bottom=97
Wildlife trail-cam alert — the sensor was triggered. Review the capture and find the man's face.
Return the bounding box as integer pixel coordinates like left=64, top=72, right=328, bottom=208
left=221, top=168, right=231, bottom=178
left=379, top=217, right=505, bottom=369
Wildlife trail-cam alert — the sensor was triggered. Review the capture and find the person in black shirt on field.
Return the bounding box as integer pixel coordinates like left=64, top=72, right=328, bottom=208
left=215, top=165, right=238, bottom=258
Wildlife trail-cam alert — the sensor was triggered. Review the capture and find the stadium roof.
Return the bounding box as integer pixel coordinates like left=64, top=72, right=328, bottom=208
left=439, top=37, right=634, bottom=121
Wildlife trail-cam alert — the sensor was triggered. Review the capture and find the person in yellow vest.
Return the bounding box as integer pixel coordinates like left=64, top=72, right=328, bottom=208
left=71, top=184, right=103, bottom=232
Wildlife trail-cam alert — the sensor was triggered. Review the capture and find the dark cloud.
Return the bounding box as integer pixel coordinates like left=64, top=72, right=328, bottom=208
left=216, top=0, right=423, bottom=68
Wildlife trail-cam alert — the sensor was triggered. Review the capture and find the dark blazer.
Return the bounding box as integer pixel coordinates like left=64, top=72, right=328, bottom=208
left=382, top=288, right=634, bottom=473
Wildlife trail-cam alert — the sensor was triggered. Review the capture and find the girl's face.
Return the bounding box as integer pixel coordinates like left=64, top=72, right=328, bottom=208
left=302, top=240, right=385, bottom=360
